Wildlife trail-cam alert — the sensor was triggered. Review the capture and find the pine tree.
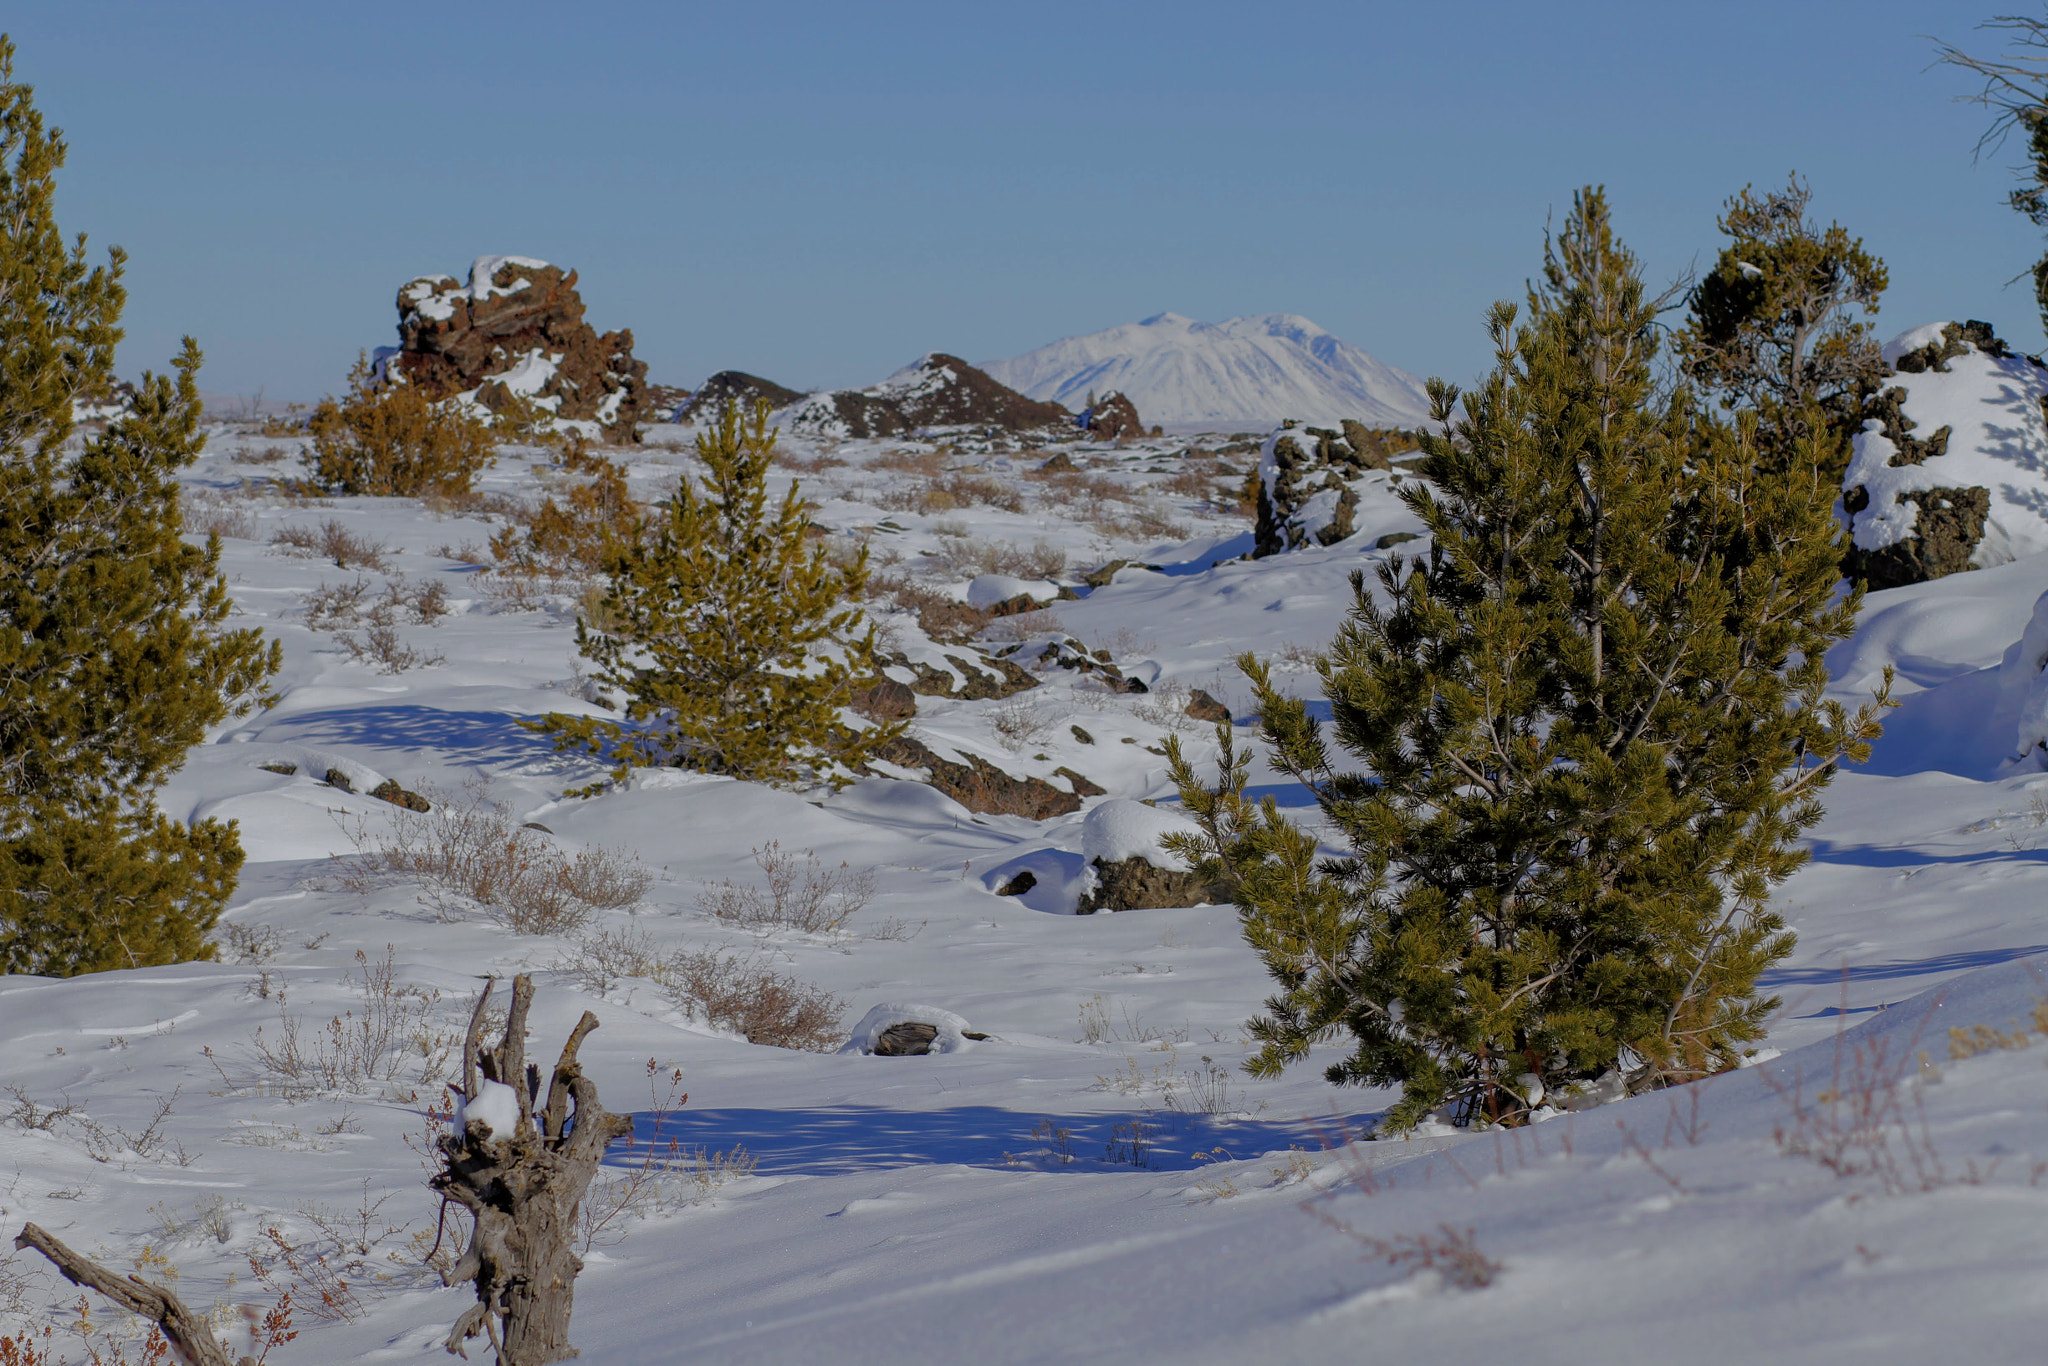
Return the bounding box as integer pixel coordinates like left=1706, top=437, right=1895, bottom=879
left=1170, top=189, right=1891, bottom=1131
left=539, top=401, right=897, bottom=788
left=1676, top=175, right=1887, bottom=478
left=0, top=37, right=281, bottom=975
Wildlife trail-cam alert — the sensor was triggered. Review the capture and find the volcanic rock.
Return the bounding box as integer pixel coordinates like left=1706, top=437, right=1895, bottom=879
left=679, top=371, right=806, bottom=424
left=1253, top=418, right=1413, bottom=557
left=873, top=736, right=1094, bottom=819
left=783, top=354, right=1072, bottom=440
left=388, top=256, right=648, bottom=443
left=1081, top=390, right=1145, bottom=440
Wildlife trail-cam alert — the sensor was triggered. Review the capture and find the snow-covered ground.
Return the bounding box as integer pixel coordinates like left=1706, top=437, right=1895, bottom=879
left=4, top=412, right=2047, bottom=1364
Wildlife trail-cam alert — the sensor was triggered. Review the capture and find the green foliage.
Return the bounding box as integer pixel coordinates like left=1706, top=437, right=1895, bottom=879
left=1173, top=189, right=1891, bottom=1132
left=305, top=352, right=496, bottom=497
left=1677, top=175, right=1887, bottom=476
left=0, top=36, right=280, bottom=974
left=539, top=401, right=897, bottom=788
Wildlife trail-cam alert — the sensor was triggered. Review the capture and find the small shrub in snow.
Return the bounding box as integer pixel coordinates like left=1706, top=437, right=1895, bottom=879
left=305, top=352, right=496, bottom=498
left=338, top=776, right=650, bottom=933
left=488, top=444, right=644, bottom=577
left=698, top=841, right=877, bottom=935
left=987, top=696, right=1055, bottom=752
left=660, top=947, right=844, bottom=1051
left=270, top=517, right=390, bottom=570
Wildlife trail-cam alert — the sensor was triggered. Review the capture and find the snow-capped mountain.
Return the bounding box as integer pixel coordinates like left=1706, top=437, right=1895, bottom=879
left=981, top=312, right=1433, bottom=430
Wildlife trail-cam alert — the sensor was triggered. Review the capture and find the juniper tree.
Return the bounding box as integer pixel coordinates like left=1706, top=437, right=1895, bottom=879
left=1676, top=175, right=1887, bottom=478
left=1170, top=189, right=1891, bottom=1131
left=0, top=36, right=280, bottom=975
left=540, top=401, right=897, bottom=788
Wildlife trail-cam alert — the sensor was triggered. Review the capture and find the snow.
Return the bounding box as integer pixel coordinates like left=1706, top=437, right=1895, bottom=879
left=965, top=574, right=1059, bottom=610
left=452, top=1078, right=521, bottom=1140
left=1079, top=797, right=1199, bottom=867
left=399, top=254, right=554, bottom=323
left=982, top=312, right=1434, bottom=430
left=1844, top=322, right=2048, bottom=563
left=8, top=405, right=2048, bottom=1363
left=839, top=1003, right=978, bottom=1055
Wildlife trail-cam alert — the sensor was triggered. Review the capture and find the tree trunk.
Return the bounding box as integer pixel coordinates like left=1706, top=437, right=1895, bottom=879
left=14, top=1222, right=248, bottom=1366
left=435, top=976, right=633, bottom=1366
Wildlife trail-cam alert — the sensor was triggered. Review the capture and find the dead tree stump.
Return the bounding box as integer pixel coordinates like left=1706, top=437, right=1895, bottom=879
left=14, top=1222, right=250, bottom=1366
left=436, top=974, right=634, bottom=1365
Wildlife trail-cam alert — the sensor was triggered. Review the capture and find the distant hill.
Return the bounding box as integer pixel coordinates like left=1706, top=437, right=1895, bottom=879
left=981, top=312, right=1432, bottom=431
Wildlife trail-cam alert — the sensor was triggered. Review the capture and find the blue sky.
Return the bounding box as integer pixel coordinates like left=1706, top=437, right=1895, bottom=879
left=7, top=3, right=2041, bottom=402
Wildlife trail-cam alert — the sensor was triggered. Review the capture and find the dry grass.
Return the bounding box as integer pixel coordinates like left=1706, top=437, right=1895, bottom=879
left=662, top=948, right=845, bottom=1051
left=698, top=842, right=878, bottom=934
left=988, top=696, right=1055, bottom=751
left=336, top=776, right=651, bottom=933
left=865, top=572, right=992, bottom=643
left=271, top=519, right=392, bottom=571
left=1089, top=502, right=1192, bottom=543
left=981, top=608, right=1063, bottom=643
left=236, top=947, right=458, bottom=1102
left=930, top=536, right=1066, bottom=580
left=181, top=492, right=258, bottom=540
left=869, top=447, right=948, bottom=476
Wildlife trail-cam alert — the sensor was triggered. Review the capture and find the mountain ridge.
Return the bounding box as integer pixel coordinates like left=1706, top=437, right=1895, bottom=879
left=982, top=311, right=1432, bottom=430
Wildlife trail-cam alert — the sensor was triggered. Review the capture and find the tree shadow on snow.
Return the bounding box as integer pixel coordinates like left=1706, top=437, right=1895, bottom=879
left=1761, top=942, right=2048, bottom=989
left=615, top=1104, right=1337, bottom=1177
left=264, top=704, right=559, bottom=768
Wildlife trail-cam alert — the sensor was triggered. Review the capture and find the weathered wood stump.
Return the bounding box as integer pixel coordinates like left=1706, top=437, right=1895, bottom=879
left=436, top=975, right=634, bottom=1364
left=14, top=1222, right=251, bottom=1366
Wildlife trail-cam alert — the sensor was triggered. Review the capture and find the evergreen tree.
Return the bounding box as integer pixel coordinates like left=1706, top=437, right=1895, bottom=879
left=1170, top=189, right=1890, bottom=1131
left=540, top=401, right=897, bottom=788
left=1676, top=175, right=1887, bottom=477
left=0, top=37, right=281, bottom=975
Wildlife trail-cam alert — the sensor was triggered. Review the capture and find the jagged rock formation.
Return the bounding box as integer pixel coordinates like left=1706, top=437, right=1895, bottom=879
left=388, top=255, right=648, bottom=443
left=679, top=371, right=806, bottom=424
left=1842, top=320, right=2048, bottom=589
left=873, top=736, right=1101, bottom=819
left=640, top=383, right=692, bottom=421
left=1080, top=389, right=1144, bottom=440
left=1253, top=418, right=1409, bottom=556
left=1074, top=855, right=1219, bottom=915
left=782, top=354, right=1071, bottom=440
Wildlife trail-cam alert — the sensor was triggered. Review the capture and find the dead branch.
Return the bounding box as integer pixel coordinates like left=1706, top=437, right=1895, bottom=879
left=14, top=1221, right=250, bottom=1366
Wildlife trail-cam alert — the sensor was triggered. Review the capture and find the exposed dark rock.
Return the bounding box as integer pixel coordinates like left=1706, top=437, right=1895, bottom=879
left=322, top=768, right=353, bottom=793
left=994, top=870, right=1038, bottom=896
left=873, top=1022, right=940, bottom=1056
left=371, top=779, right=431, bottom=812
left=390, top=257, right=648, bottom=443
left=850, top=678, right=918, bottom=722
left=882, top=651, right=1039, bottom=701
left=786, top=354, right=1072, bottom=439
left=1039, top=452, right=1076, bottom=473
left=1081, top=390, right=1145, bottom=440
left=1843, top=486, right=1990, bottom=590
left=1074, top=855, right=1222, bottom=915
left=677, top=371, right=806, bottom=424
left=1081, top=559, right=1163, bottom=589
left=640, top=383, right=692, bottom=421
left=1185, top=689, right=1231, bottom=723
left=1373, top=532, right=1420, bottom=550
left=522, top=822, right=554, bottom=834
left=1026, top=638, right=1147, bottom=693
left=1070, top=725, right=1095, bottom=745
left=1893, top=320, right=2011, bottom=374
left=258, top=762, right=298, bottom=776
left=873, top=736, right=1091, bottom=819
left=1254, top=419, right=1421, bottom=557
left=1053, top=767, right=1106, bottom=798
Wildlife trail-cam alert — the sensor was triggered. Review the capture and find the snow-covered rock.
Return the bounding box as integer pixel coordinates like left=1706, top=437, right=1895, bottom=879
left=1254, top=419, right=1423, bottom=556
left=779, top=353, right=1070, bottom=440
left=966, top=575, right=1061, bottom=611
left=1842, top=320, right=2048, bottom=589
left=982, top=312, right=1432, bottom=430
left=839, top=1003, right=979, bottom=1056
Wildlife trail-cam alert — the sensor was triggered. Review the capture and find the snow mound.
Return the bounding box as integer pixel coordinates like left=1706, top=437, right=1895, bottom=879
left=982, top=312, right=1432, bottom=430
left=1080, top=799, right=1199, bottom=868
left=966, top=575, right=1061, bottom=610
left=1843, top=322, right=2048, bottom=577
left=1996, top=586, right=2048, bottom=771
left=839, top=1003, right=978, bottom=1055
left=452, top=1078, right=521, bottom=1140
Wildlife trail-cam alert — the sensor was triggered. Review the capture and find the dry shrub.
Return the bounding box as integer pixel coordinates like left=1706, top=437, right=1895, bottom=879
left=870, top=447, right=947, bottom=476
left=335, top=622, right=445, bottom=674
left=1040, top=470, right=1133, bottom=507
left=1091, top=502, right=1191, bottom=542
left=865, top=572, right=991, bottom=643
left=232, top=442, right=292, bottom=463
left=271, top=518, right=390, bottom=570
left=988, top=696, right=1054, bottom=752
left=242, top=947, right=457, bottom=1100
left=338, top=776, right=651, bottom=933
left=931, top=535, right=1066, bottom=580
left=306, top=352, right=497, bottom=497
left=699, top=842, right=878, bottom=934
left=1313, top=1217, right=1501, bottom=1291
left=489, top=446, right=644, bottom=576
left=662, top=948, right=844, bottom=1050
left=1763, top=1024, right=1965, bottom=1196
left=776, top=450, right=846, bottom=473
left=982, top=608, right=1063, bottom=643
left=181, top=493, right=257, bottom=540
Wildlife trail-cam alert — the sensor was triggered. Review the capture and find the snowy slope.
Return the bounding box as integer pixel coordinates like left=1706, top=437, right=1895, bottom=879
left=982, top=312, right=1434, bottom=431
left=6, top=417, right=2048, bottom=1364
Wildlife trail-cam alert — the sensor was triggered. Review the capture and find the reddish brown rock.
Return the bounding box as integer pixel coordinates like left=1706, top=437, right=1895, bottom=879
left=874, top=736, right=1095, bottom=819
left=785, top=354, right=1072, bottom=439
left=1083, top=390, right=1145, bottom=440
left=388, top=256, right=648, bottom=443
